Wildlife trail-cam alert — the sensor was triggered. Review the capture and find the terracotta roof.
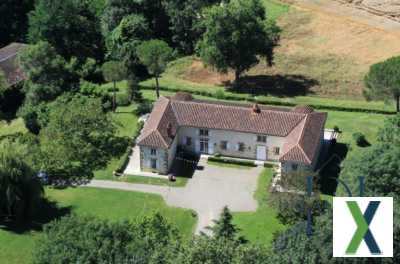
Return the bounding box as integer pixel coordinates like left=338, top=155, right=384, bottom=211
left=137, top=93, right=327, bottom=164
left=0, top=43, right=27, bottom=87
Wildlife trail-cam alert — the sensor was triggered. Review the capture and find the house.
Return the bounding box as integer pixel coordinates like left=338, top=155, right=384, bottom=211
left=0, top=43, right=27, bottom=87
left=137, top=92, right=327, bottom=175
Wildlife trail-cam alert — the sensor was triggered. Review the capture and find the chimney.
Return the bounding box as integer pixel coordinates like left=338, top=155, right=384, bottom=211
left=167, top=123, right=173, bottom=137
left=252, top=104, right=261, bottom=114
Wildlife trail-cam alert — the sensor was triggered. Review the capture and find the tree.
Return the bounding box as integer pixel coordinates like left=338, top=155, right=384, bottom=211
left=35, top=95, right=124, bottom=183
left=18, top=41, right=79, bottom=105
left=28, top=0, right=104, bottom=61
left=137, top=40, right=173, bottom=98
left=364, top=56, right=400, bottom=112
left=340, top=115, right=400, bottom=196
left=197, top=0, right=280, bottom=84
left=0, top=141, right=43, bottom=223
left=207, top=206, right=242, bottom=241
left=0, top=0, right=34, bottom=46
left=101, top=61, right=127, bottom=111
left=178, top=236, right=270, bottom=264
left=163, top=0, right=221, bottom=55
left=33, top=213, right=181, bottom=264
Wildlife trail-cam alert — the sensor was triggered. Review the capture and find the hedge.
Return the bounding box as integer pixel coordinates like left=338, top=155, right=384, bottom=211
left=207, top=156, right=257, bottom=167
left=140, top=85, right=396, bottom=115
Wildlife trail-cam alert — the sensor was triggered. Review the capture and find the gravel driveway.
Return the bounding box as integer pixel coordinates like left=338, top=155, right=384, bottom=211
left=87, top=159, right=262, bottom=234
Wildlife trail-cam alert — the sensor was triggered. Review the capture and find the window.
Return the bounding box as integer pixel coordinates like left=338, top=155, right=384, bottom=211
left=186, top=137, right=192, bottom=146
left=150, top=148, right=157, bottom=156
left=199, top=129, right=209, bottom=136
left=257, top=135, right=267, bottom=143
left=238, top=142, right=245, bottom=152
left=274, top=147, right=280, bottom=155
left=220, top=141, right=228, bottom=150
left=292, top=164, right=298, bottom=171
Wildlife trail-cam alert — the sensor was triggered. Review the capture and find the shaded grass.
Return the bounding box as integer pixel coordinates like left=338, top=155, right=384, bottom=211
left=233, top=168, right=286, bottom=245
left=0, top=187, right=196, bottom=264
left=262, top=0, right=290, bottom=20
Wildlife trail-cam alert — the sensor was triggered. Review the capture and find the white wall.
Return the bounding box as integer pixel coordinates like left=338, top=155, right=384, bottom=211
left=177, top=126, right=285, bottom=161
left=140, top=146, right=168, bottom=174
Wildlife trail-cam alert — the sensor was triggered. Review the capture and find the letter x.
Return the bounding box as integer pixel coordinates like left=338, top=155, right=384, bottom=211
left=346, top=201, right=381, bottom=255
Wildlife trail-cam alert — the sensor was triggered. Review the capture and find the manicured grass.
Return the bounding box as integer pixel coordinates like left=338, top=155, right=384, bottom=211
left=119, top=174, right=189, bottom=187
left=0, top=187, right=197, bottom=264
left=0, top=118, right=27, bottom=137
left=233, top=168, right=286, bottom=246
left=207, top=160, right=254, bottom=170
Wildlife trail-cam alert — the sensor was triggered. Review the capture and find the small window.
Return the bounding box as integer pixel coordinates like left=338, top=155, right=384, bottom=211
left=220, top=141, right=228, bottom=150
left=186, top=137, right=192, bottom=146
left=199, top=129, right=209, bottom=136
left=150, top=148, right=157, bottom=156
left=274, top=147, right=280, bottom=155
left=257, top=135, right=267, bottom=143
left=292, top=164, right=298, bottom=171
left=238, top=142, right=245, bottom=152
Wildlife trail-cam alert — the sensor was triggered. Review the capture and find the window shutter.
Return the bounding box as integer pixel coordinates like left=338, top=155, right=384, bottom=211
left=209, top=142, right=214, bottom=154
left=254, top=135, right=258, bottom=142
left=195, top=140, right=200, bottom=153
left=236, top=143, right=239, bottom=151
left=227, top=142, right=230, bottom=150
left=208, top=130, right=211, bottom=137
left=197, top=129, right=200, bottom=136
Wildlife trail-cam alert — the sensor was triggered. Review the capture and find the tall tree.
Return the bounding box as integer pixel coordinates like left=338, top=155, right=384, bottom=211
left=33, top=213, right=180, bottom=264
left=0, top=141, right=43, bottom=223
left=18, top=41, right=79, bottom=105
left=163, top=0, right=221, bottom=55
left=35, top=95, right=122, bottom=183
left=28, top=0, right=104, bottom=61
left=207, top=206, right=241, bottom=241
left=101, top=61, right=127, bottom=111
left=197, top=0, right=280, bottom=84
left=0, top=0, right=34, bottom=47
left=364, top=56, right=400, bottom=112
left=137, top=39, right=173, bottom=98
left=340, top=114, right=400, bottom=195
left=106, top=14, right=151, bottom=77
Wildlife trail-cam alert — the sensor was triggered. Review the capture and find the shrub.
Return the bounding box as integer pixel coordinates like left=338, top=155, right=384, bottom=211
left=207, top=156, right=256, bottom=167
left=116, top=94, right=131, bottom=106
left=333, top=125, right=340, bottom=133
left=134, top=101, right=153, bottom=116
left=214, top=89, right=225, bottom=99
left=352, top=132, right=370, bottom=147
left=79, top=80, right=105, bottom=96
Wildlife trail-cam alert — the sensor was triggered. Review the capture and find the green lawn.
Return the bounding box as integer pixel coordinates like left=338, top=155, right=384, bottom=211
left=233, top=168, right=286, bottom=246
left=262, top=0, right=290, bottom=20
left=120, top=174, right=189, bottom=187
left=0, top=187, right=197, bottom=264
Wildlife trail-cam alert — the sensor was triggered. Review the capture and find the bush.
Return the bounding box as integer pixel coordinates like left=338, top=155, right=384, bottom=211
left=207, top=156, right=256, bottom=167
left=134, top=101, right=153, bottom=116
left=214, top=89, right=225, bottom=99
left=79, top=80, right=105, bottom=96
left=116, top=94, right=131, bottom=106
left=352, top=132, right=370, bottom=147
left=333, top=125, right=340, bottom=133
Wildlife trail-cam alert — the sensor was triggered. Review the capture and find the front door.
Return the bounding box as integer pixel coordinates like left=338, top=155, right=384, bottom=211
left=200, top=138, right=209, bottom=154
left=151, top=158, right=157, bottom=169
left=256, top=146, right=267, bottom=160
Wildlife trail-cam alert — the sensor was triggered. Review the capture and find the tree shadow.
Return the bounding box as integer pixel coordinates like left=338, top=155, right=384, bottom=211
left=317, top=142, right=349, bottom=196
left=171, top=150, right=200, bottom=179
left=0, top=199, right=72, bottom=234
left=223, top=74, right=318, bottom=97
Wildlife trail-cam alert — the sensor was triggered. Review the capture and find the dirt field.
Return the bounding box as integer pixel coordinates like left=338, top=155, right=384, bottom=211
left=181, top=0, right=400, bottom=99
